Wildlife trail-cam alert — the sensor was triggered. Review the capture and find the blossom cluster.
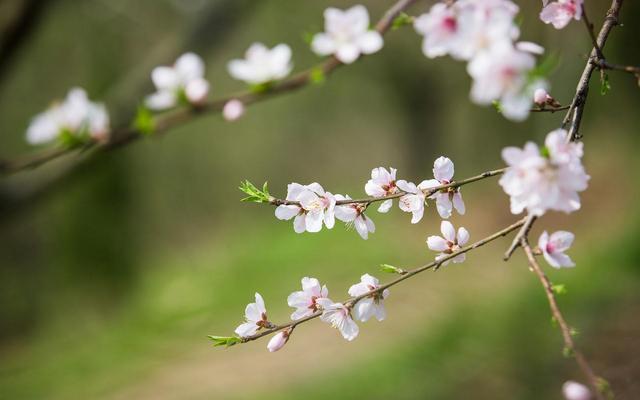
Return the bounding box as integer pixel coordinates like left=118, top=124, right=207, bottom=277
left=233, top=274, right=389, bottom=351
left=274, top=156, right=465, bottom=239
left=499, top=129, right=589, bottom=216
left=413, top=0, right=550, bottom=121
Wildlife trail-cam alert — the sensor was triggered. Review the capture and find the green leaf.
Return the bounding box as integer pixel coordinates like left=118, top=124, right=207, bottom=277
left=492, top=100, right=503, bottom=113
left=562, top=346, right=574, bottom=358
left=133, top=105, right=155, bottom=135
left=250, top=82, right=272, bottom=94
left=239, top=180, right=271, bottom=203
left=208, top=335, right=242, bottom=347
left=392, top=12, right=413, bottom=30
left=310, top=67, right=326, bottom=85
left=57, top=128, right=86, bottom=149
left=540, top=146, right=551, bottom=159
left=551, top=283, right=567, bottom=295
left=380, top=264, right=405, bottom=274
left=600, top=73, right=611, bottom=95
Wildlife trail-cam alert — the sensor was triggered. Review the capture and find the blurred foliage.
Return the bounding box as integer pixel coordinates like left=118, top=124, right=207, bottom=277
left=0, top=0, right=639, bottom=399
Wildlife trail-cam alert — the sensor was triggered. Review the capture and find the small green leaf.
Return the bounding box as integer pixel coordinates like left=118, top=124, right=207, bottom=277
left=570, top=327, right=580, bottom=338
left=208, top=335, right=242, bottom=347
left=302, top=31, right=316, bottom=45
left=551, top=283, right=567, bottom=295
left=380, top=264, right=406, bottom=274
left=492, top=100, right=503, bottom=113
left=392, top=12, right=413, bottom=30
left=239, top=180, right=271, bottom=203
left=310, top=67, right=326, bottom=85
left=540, top=146, right=551, bottom=159
left=250, top=82, right=272, bottom=94
left=600, top=73, right=611, bottom=95
left=133, top=105, right=155, bottom=135
left=562, top=346, right=574, bottom=358
left=58, top=128, right=86, bottom=149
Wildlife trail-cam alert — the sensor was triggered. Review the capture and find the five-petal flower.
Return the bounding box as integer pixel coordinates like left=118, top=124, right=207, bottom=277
left=235, top=293, right=271, bottom=338
left=287, top=277, right=330, bottom=320
left=538, top=230, right=576, bottom=268
left=427, top=221, right=470, bottom=265
left=348, top=274, right=389, bottom=322
left=228, top=43, right=293, bottom=85
left=146, top=53, right=209, bottom=110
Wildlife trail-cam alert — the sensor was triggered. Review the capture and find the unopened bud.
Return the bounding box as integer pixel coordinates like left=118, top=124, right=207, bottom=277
left=223, top=99, right=245, bottom=121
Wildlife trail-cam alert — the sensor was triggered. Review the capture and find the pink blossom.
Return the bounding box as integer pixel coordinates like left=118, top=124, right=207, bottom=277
left=539, top=230, right=575, bottom=268
left=267, top=330, right=291, bottom=352
left=365, top=167, right=398, bottom=213
left=540, top=0, right=583, bottom=30
left=348, top=274, right=389, bottom=322
left=317, top=299, right=359, bottom=341
left=334, top=194, right=376, bottom=239
left=427, top=221, right=470, bottom=265
left=422, top=156, right=465, bottom=219
left=534, top=88, right=550, bottom=105
left=396, top=180, right=431, bottom=224
left=287, top=277, right=330, bottom=320
left=223, top=99, right=245, bottom=121
left=227, top=43, right=292, bottom=85
left=235, top=293, right=270, bottom=338
left=562, top=381, right=591, bottom=400
left=275, top=183, right=336, bottom=233
left=146, top=53, right=209, bottom=110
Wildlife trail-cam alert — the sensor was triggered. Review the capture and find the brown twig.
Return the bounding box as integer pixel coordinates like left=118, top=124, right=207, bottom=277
left=530, top=105, right=571, bottom=113
left=0, top=0, right=418, bottom=176
left=520, top=238, right=608, bottom=400
left=236, top=217, right=527, bottom=344
left=503, top=213, right=536, bottom=261
left=268, top=167, right=506, bottom=207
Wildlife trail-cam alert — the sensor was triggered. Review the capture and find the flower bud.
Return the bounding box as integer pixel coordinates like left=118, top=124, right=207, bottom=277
left=267, top=330, right=290, bottom=352
left=562, top=381, right=591, bottom=400
left=223, top=99, right=245, bottom=121
left=534, top=88, right=549, bottom=105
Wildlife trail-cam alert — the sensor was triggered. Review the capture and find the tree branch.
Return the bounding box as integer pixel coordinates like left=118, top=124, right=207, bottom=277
left=234, top=217, right=527, bottom=344
left=520, top=238, right=608, bottom=400
left=0, top=0, right=419, bottom=176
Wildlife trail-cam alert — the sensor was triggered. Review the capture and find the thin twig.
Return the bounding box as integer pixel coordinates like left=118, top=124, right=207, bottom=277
left=269, top=167, right=507, bottom=207
left=520, top=238, right=607, bottom=400
left=0, top=0, right=419, bottom=176
left=237, top=217, right=527, bottom=343
left=503, top=213, right=536, bottom=261
left=581, top=6, right=605, bottom=60
left=530, top=105, right=571, bottom=113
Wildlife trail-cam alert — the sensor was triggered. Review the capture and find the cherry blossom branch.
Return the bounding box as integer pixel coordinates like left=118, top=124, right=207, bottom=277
left=268, top=167, right=506, bottom=207
left=562, top=0, right=623, bottom=142
left=529, top=105, right=570, bottom=113
left=520, top=238, right=609, bottom=400
left=0, top=0, right=418, bottom=177
left=234, top=217, right=527, bottom=344
left=593, top=59, right=640, bottom=84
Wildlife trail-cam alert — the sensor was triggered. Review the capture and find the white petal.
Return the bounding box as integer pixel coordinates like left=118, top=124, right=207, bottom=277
left=175, top=52, right=205, bottom=81
left=410, top=206, right=425, bottom=224
left=549, top=230, right=575, bottom=252
left=275, top=205, right=300, bottom=221
left=427, top=235, right=448, bottom=252
left=311, top=33, right=336, bottom=56
left=452, top=192, right=466, bottom=215
left=357, top=31, right=383, bottom=54
left=235, top=321, right=258, bottom=337
left=151, top=66, right=180, bottom=90
left=440, top=221, right=456, bottom=242
left=336, top=43, right=361, bottom=64
left=287, top=291, right=309, bottom=309
left=433, top=156, right=454, bottom=182
left=452, top=253, right=466, bottom=264
left=185, top=78, right=209, bottom=104
left=145, top=91, right=177, bottom=111
left=354, top=216, right=369, bottom=240
left=305, top=211, right=324, bottom=233
left=340, top=316, right=359, bottom=341
left=457, top=227, right=470, bottom=246
left=293, top=214, right=306, bottom=233
left=254, top=293, right=266, bottom=314
left=396, top=180, right=418, bottom=194
left=436, top=195, right=453, bottom=219
left=377, top=199, right=393, bottom=213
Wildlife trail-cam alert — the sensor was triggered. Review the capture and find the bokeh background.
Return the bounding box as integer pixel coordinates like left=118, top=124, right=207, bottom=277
left=1, top=0, right=639, bottom=399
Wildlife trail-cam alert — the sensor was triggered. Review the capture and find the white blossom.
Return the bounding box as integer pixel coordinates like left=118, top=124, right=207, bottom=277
left=317, top=299, right=359, bottom=341
left=223, top=99, right=245, bottom=121
left=275, top=183, right=336, bottom=233
left=539, top=230, right=575, bottom=268
left=227, top=43, right=292, bottom=85
left=396, top=180, right=430, bottom=224
left=348, top=274, right=389, bottom=322
left=365, top=167, right=398, bottom=213
left=540, top=0, right=583, bottom=30
left=427, top=221, right=469, bottom=266
left=235, top=293, right=270, bottom=338
left=562, top=381, right=591, bottom=400
left=267, top=330, right=290, bottom=352
left=287, top=277, right=330, bottom=320
left=499, top=129, right=589, bottom=216
left=146, top=52, right=209, bottom=110
left=422, top=156, right=465, bottom=219
left=27, top=87, right=110, bottom=145
left=311, top=5, right=383, bottom=64
left=334, top=194, right=376, bottom=239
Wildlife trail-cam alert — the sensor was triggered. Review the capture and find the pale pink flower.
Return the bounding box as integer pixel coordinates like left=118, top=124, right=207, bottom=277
left=534, top=88, right=550, bottom=105
left=146, top=53, right=209, bottom=110
left=516, top=41, right=545, bottom=55
left=317, top=299, right=359, bottom=341
left=365, top=167, right=399, bottom=213
left=348, top=274, right=389, bottom=322
left=27, top=87, right=110, bottom=145
left=413, top=3, right=465, bottom=59
left=562, top=381, right=591, bottom=400
left=267, top=330, right=291, bottom=352
left=287, top=277, right=330, bottom=320
left=427, top=221, right=469, bottom=266
left=334, top=194, right=376, bottom=239
left=499, top=130, right=589, bottom=216
left=311, top=5, right=383, bottom=64
left=540, top=0, right=583, bottom=30
left=235, top=293, right=270, bottom=338
left=275, top=183, right=335, bottom=233
left=422, top=156, right=465, bottom=219
left=222, top=99, right=245, bottom=121
left=227, top=43, right=292, bottom=85
left=396, top=180, right=431, bottom=224
left=539, top=230, right=575, bottom=268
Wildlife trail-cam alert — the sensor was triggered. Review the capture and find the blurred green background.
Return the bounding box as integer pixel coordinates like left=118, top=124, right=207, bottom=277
left=1, top=0, right=639, bottom=399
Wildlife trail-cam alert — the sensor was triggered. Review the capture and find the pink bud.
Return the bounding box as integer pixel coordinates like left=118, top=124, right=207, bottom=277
left=267, top=330, right=290, bottom=352
left=562, top=381, right=591, bottom=400
left=534, top=88, right=549, bottom=105
left=223, top=99, right=245, bottom=121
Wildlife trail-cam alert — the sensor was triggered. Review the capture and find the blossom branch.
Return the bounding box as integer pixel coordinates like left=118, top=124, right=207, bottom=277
left=0, top=0, right=419, bottom=176
left=520, top=238, right=609, bottom=400
left=233, top=217, right=527, bottom=344
left=268, top=167, right=506, bottom=207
